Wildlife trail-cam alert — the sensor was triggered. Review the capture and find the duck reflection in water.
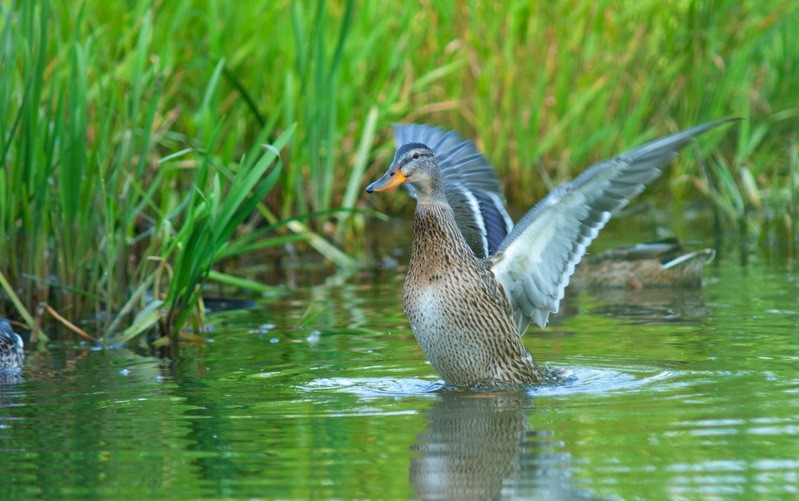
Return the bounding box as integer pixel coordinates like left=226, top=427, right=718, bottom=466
left=410, top=391, right=587, bottom=500
left=558, top=285, right=712, bottom=326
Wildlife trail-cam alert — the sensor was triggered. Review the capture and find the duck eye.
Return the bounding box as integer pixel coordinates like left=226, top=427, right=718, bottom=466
left=412, top=153, right=420, bottom=160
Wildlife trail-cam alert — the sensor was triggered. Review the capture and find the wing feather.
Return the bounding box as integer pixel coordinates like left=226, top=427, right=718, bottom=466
left=489, top=118, right=738, bottom=333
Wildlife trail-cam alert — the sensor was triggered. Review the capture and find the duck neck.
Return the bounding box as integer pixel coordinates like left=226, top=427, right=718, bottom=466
left=410, top=166, right=448, bottom=205
left=410, top=202, right=476, bottom=272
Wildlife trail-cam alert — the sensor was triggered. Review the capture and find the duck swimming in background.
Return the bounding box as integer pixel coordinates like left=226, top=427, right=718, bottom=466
left=0, top=319, right=24, bottom=372
left=366, top=119, right=735, bottom=388
left=572, top=238, right=716, bottom=289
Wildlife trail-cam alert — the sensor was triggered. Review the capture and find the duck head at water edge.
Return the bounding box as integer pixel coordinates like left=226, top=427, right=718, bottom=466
left=366, top=119, right=738, bottom=389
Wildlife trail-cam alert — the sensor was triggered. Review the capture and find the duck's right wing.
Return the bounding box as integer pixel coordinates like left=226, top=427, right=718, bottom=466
left=488, top=118, right=738, bottom=334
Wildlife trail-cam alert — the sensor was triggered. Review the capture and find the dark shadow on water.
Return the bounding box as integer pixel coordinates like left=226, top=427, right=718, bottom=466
left=410, top=391, right=594, bottom=500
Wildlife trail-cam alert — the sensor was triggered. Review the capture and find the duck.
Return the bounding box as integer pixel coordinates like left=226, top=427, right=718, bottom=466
left=0, top=319, right=24, bottom=371
left=571, top=238, right=716, bottom=289
left=366, top=118, right=736, bottom=388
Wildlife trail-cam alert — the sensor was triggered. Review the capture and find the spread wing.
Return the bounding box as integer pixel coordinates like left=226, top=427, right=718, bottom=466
left=488, top=118, right=738, bottom=333
left=393, top=124, right=513, bottom=258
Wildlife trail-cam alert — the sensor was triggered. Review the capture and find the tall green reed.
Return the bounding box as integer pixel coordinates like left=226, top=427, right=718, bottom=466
left=0, top=0, right=298, bottom=341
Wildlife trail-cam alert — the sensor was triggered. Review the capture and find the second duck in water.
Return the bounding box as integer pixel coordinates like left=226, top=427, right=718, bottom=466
left=572, top=238, right=716, bottom=289
left=366, top=119, right=736, bottom=388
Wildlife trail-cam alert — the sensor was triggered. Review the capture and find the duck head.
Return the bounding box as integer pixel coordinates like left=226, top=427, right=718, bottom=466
left=366, top=143, right=445, bottom=202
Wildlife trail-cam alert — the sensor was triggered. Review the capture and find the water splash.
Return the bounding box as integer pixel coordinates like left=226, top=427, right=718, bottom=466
left=300, top=366, right=679, bottom=399
left=300, top=377, right=444, bottom=397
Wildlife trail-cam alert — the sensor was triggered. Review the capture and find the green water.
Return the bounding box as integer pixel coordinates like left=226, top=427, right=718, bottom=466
left=1, top=253, right=798, bottom=500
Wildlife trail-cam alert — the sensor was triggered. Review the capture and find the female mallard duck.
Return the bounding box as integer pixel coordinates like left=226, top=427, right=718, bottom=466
left=367, top=119, right=735, bottom=387
left=0, top=319, right=24, bottom=371
left=572, top=238, right=716, bottom=289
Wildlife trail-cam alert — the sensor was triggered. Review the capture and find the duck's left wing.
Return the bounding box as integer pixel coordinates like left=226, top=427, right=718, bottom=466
left=488, top=118, right=737, bottom=333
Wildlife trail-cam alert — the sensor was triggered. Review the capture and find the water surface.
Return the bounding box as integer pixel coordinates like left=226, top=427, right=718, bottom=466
left=1, top=250, right=798, bottom=499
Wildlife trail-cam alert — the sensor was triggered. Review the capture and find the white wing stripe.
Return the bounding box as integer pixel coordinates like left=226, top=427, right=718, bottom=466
left=454, top=183, right=490, bottom=257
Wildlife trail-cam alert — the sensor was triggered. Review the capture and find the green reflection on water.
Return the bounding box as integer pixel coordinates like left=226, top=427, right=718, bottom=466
left=1, top=255, right=798, bottom=499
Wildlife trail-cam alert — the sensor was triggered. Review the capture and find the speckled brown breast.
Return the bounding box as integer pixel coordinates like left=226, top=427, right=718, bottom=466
left=402, top=203, right=545, bottom=387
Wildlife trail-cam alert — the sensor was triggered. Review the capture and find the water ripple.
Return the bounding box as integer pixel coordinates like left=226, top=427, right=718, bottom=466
left=300, top=377, right=444, bottom=397
left=300, top=366, right=682, bottom=398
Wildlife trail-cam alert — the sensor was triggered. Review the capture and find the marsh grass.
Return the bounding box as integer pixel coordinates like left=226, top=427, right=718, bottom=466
left=289, top=0, right=797, bottom=254
left=1, top=0, right=798, bottom=341
left=0, top=1, right=300, bottom=341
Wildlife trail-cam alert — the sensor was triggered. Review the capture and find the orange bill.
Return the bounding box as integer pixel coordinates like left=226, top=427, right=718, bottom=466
left=365, top=167, right=407, bottom=193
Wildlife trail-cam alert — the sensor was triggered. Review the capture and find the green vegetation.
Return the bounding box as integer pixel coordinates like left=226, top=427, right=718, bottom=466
left=0, top=1, right=304, bottom=343
left=1, top=0, right=797, bottom=342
